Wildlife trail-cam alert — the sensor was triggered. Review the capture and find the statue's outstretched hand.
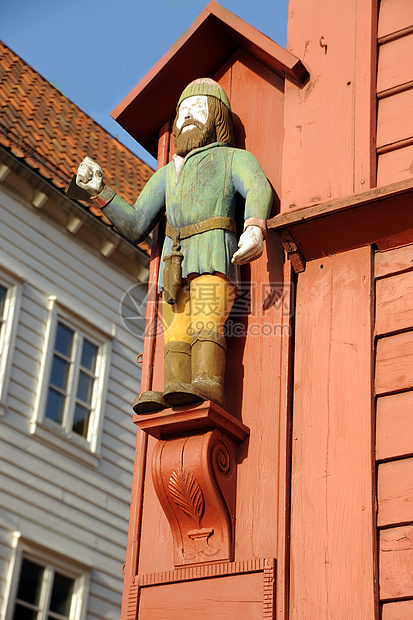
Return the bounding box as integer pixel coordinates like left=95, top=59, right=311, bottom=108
left=76, top=157, right=104, bottom=196
left=232, top=225, right=263, bottom=265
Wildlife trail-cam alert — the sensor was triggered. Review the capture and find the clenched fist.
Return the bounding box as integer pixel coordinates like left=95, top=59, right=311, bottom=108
left=76, top=156, right=104, bottom=196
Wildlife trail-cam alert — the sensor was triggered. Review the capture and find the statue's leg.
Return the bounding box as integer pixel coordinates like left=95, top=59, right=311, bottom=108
left=162, top=284, right=204, bottom=407
left=189, top=275, right=236, bottom=409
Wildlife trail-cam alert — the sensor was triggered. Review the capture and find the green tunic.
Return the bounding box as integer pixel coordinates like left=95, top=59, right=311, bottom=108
left=100, top=142, right=272, bottom=290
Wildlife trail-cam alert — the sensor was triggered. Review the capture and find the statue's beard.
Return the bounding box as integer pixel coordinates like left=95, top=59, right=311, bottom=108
left=175, top=117, right=216, bottom=157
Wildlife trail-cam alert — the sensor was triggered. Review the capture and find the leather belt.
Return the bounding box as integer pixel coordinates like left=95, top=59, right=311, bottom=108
left=166, top=217, right=236, bottom=247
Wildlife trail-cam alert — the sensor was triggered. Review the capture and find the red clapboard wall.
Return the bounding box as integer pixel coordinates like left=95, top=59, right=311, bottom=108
left=377, top=0, right=413, bottom=186
left=375, top=244, right=413, bottom=617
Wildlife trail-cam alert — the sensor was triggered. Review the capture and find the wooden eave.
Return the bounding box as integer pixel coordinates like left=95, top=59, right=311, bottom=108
left=111, top=0, right=308, bottom=158
left=0, top=146, right=150, bottom=264
left=268, top=178, right=413, bottom=269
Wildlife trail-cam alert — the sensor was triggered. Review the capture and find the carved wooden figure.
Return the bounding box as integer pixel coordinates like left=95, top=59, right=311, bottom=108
left=75, top=78, right=272, bottom=415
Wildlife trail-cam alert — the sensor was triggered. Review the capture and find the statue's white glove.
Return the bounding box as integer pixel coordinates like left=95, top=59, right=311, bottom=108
left=232, top=225, right=264, bottom=265
left=76, top=156, right=104, bottom=196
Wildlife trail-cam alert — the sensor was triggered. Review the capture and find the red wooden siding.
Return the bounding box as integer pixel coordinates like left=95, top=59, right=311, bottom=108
left=375, top=244, right=413, bottom=611
left=289, top=247, right=377, bottom=619
left=377, top=0, right=413, bottom=186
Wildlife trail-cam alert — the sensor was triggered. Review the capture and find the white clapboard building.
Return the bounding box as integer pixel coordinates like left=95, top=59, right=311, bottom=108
left=0, top=41, right=153, bottom=619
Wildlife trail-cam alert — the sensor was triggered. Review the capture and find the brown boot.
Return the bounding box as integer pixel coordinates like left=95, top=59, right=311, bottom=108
left=162, top=341, right=204, bottom=407
left=191, top=330, right=226, bottom=409
left=133, top=390, right=165, bottom=415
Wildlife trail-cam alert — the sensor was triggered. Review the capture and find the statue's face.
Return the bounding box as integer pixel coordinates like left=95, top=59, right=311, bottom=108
left=174, top=95, right=215, bottom=157
left=176, top=96, right=209, bottom=133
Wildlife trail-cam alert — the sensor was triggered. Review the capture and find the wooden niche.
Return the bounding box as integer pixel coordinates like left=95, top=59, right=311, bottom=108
left=112, top=3, right=307, bottom=618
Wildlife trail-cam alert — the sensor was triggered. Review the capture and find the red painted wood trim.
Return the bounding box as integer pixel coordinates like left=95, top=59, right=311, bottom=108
left=276, top=260, right=294, bottom=620
left=377, top=79, right=413, bottom=101
left=268, top=179, right=413, bottom=261
left=138, top=557, right=267, bottom=586
left=136, top=558, right=276, bottom=619
left=269, top=178, right=413, bottom=229
left=377, top=135, right=413, bottom=155
left=133, top=400, right=250, bottom=442
left=378, top=24, right=413, bottom=46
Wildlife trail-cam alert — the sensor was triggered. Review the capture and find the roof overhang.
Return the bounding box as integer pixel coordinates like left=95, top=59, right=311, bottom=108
left=111, top=0, right=308, bottom=158
left=267, top=178, right=413, bottom=272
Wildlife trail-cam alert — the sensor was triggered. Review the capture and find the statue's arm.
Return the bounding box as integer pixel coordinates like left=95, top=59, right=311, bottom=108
left=76, top=157, right=166, bottom=244
left=231, top=150, right=273, bottom=265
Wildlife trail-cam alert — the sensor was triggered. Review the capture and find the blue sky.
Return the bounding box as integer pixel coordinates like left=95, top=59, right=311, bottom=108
left=0, top=0, right=288, bottom=167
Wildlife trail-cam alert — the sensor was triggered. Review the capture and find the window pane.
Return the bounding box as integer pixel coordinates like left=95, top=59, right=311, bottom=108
left=49, top=572, right=74, bottom=616
left=72, top=403, right=90, bottom=437
left=49, top=355, right=70, bottom=390
left=44, top=388, right=65, bottom=423
left=81, top=339, right=98, bottom=372
left=13, top=604, right=38, bottom=620
left=77, top=371, right=94, bottom=405
left=16, top=559, right=43, bottom=605
left=55, top=323, right=73, bottom=357
left=0, top=284, right=6, bottom=317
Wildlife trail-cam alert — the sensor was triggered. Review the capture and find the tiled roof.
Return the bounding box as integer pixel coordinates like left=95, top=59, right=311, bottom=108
left=0, top=40, right=154, bottom=254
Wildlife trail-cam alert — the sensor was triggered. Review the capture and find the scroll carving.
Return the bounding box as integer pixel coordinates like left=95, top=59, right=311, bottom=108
left=152, top=429, right=237, bottom=566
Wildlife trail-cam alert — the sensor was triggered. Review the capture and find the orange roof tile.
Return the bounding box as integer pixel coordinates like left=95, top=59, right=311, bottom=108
left=0, top=40, right=154, bottom=255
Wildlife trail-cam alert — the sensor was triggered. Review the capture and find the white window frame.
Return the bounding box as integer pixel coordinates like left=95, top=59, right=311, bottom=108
left=0, top=270, right=22, bottom=416
left=31, top=297, right=111, bottom=466
left=2, top=532, right=90, bottom=620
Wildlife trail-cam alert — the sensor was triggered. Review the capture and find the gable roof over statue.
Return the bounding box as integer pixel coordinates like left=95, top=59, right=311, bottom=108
left=111, top=0, right=308, bottom=158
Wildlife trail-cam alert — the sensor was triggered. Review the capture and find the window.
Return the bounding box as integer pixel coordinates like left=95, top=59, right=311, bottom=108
left=32, top=298, right=111, bottom=462
left=3, top=534, right=89, bottom=620
left=44, top=321, right=100, bottom=440
left=13, top=557, right=75, bottom=620
left=0, top=272, right=22, bottom=415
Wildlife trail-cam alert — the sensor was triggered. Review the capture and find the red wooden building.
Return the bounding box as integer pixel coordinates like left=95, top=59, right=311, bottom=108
left=112, top=1, right=413, bottom=617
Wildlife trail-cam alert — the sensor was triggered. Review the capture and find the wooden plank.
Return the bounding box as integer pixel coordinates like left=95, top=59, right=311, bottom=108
left=377, top=34, right=413, bottom=93
left=376, top=331, right=413, bottom=394
left=270, top=177, right=413, bottom=229
left=269, top=178, right=413, bottom=263
left=0, top=474, right=127, bottom=549
left=376, top=270, right=413, bottom=335
left=290, top=247, right=376, bottom=618
left=378, top=0, right=413, bottom=39
left=377, top=458, right=413, bottom=526
left=379, top=525, right=413, bottom=600
left=0, top=421, right=132, bottom=504
left=228, top=49, right=284, bottom=197
left=375, top=243, right=413, bottom=280
left=282, top=0, right=356, bottom=210
left=377, top=144, right=413, bottom=188
left=139, top=572, right=263, bottom=619
left=377, top=89, right=413, bottom=148
left=376, top=391, right=413, bottom=460
left=282, top=0, right=376, bottom=211
left=382, top=600, right=413, bottom=619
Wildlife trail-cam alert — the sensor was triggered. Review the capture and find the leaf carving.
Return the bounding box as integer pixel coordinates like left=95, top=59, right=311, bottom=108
left=168, top=467, right=204, bottom=528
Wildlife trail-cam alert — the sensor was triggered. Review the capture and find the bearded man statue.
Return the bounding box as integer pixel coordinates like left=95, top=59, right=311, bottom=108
left=76, top=78, right=272, bottom=414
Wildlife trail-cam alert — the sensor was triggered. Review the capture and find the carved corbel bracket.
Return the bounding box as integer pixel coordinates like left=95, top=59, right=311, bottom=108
left=134, top=401, right=249, bottom=567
